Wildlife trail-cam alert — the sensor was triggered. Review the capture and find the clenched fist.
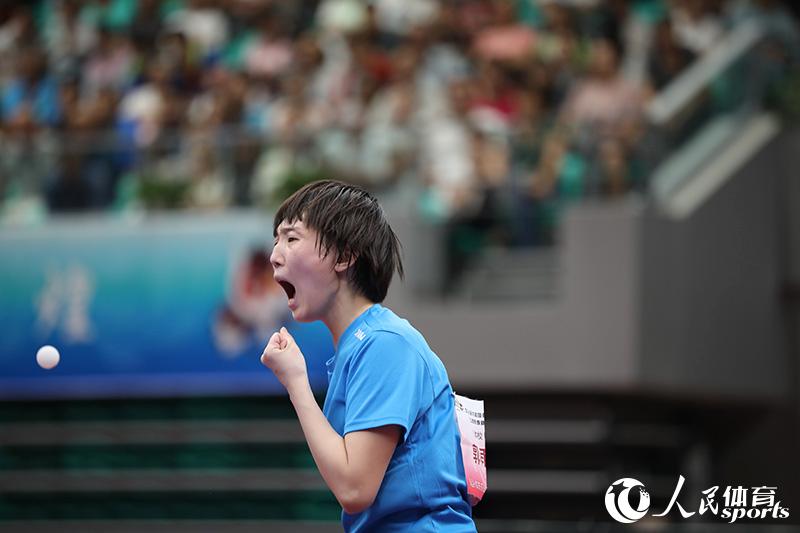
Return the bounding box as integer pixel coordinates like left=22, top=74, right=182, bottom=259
left=261, top=326, right=308, bottom=391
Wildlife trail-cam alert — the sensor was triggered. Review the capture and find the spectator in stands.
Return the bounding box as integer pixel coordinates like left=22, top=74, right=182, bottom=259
left=1, top=46, right=60, bottom=213
left=507, top=87, right=550, bottom=246
left=358, top=46, right=418, bottom=188
left=2, top=46, right=61, bottom=130
left=534, top=1, right=584, bottom=106
left=82, top=26, right=136, bottom=94
left=118, top=61, right=177, bottom=148
left=559, top=37, right=646, bottom=145
left=242, top=9, right=294, bottom=82
left=165, top=0, right=229, bottom=62
left=155, top=30, right=203, bottom=96
left=0, top=5, right=38, bottom=66
left=419, top=73, right=479, bottom=221
left=470, top=125, right=513, bottom=241
left=40, top=0, right=97, bottom=78
left=586, top=136, right=635, bottom=196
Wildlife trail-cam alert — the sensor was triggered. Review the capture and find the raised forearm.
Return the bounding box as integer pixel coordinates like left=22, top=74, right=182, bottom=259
left=261, top=328, right=395, bottom=514
left=287, top=380, right=366, bottom=513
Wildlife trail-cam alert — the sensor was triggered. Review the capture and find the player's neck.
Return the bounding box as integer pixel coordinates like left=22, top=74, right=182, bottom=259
left=324, top=290, right=374, bottom=348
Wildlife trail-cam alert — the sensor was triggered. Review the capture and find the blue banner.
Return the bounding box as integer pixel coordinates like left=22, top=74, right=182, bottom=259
left=0, top=213, right=334, bottom=399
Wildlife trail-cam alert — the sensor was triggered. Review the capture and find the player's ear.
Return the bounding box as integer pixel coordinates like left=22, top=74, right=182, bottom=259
left=334, top=251, right=356, bottom=273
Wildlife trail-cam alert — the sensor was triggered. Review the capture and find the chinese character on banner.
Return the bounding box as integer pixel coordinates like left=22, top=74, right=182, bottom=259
left=475, top=446, right=485, bottom=465
left=36, top=265, right=95, bottom=343
left=699, top=486, right=719, bottom=516
left=472, top=444, right=485, bottom=465
left=653, top=475, right=696, bottom=518
left=723, top=486, right=748, bottom=508
left=751, top=486, right=777, bottom=508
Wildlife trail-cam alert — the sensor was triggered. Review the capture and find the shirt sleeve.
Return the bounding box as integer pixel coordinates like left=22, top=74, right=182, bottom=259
left=343, top=330, right=431, bottom=443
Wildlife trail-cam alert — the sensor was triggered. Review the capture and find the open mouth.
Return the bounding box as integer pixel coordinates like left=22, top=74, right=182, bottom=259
left=278, top=280, right=296, bottom=300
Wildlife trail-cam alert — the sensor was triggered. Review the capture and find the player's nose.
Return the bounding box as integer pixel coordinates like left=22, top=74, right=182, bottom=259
left=269, top=244, right=283, bottom=269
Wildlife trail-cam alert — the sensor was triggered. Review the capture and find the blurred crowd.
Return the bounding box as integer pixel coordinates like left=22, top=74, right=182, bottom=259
left=1, top=0, right=798, bottom=246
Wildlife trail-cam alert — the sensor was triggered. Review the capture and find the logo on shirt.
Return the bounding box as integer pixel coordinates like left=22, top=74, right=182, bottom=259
left=354, top=328, right=366, bottom=341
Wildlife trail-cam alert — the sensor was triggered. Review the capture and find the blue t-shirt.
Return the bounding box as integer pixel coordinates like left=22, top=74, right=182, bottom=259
left=323, top=304, right=476, bottom=532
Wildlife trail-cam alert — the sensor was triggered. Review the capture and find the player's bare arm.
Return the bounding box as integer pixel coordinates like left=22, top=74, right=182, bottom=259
left=261, top=327, right=401, bottom=513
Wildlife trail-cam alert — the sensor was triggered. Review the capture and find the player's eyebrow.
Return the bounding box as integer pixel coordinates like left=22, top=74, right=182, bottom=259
left=277, top=224, right=302, bottom=236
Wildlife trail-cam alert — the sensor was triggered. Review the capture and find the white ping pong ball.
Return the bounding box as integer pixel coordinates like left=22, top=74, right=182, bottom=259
left=36, top=345, right=60, bottom=370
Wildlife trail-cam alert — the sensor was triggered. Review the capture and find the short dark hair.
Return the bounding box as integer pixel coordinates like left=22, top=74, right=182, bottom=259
left=273, top=180, right=404, bottom=303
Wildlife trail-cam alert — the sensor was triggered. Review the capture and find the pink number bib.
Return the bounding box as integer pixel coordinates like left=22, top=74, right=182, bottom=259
left=454, top=393, right=486, bottom=505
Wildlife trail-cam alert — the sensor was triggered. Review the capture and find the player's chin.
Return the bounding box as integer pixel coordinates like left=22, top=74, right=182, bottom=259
left=293, top=307, right=324, bottom=323
left=288, top=307, right=311, bottom=323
